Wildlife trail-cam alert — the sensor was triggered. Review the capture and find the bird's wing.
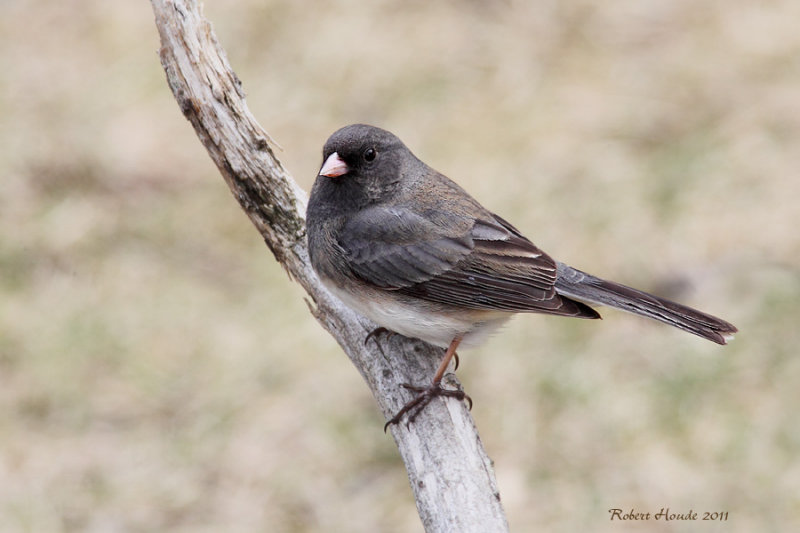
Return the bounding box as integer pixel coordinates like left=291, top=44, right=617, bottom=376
left=340, top=205, right=475, bottom=288
left=341, top=206, right=598, bottom=317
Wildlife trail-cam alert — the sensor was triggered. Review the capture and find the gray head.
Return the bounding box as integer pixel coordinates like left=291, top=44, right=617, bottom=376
left=311, top=124, right=423, bottom=211
left=320, top=124, right=406, bottom=176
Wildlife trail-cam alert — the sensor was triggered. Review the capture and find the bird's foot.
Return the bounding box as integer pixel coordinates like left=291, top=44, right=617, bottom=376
left=365, top=326, right=395, bottom=348
left=384, top=380, right=472, bottom=432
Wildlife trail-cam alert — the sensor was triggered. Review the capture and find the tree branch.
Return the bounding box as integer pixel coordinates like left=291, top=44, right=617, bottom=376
left=150, top=1, right=509, bottom=531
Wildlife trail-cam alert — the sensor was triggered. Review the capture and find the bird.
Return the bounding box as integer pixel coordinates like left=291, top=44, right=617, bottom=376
left=305, top=124, right=737, bottom=429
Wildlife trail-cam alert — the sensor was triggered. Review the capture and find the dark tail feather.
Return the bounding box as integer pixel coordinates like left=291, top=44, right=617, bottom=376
left=554, top=263, right=737, bottom=345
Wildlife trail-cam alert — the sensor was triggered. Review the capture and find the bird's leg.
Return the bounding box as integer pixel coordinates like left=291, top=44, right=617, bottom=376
left=365, top=327, right=458, bottom=368
left=384, top=335, right=471, bottom=431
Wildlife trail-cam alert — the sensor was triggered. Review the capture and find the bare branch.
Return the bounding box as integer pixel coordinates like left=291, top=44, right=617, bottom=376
left=150, top=1, right=509, bottom=530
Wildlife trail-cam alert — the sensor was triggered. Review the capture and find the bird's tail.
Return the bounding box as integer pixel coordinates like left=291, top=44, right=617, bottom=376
left=554, top=262, right=737, bottom=345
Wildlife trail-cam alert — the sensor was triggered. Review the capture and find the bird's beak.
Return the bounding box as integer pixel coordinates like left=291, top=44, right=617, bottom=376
left=319, top=152, right=349, bottom=178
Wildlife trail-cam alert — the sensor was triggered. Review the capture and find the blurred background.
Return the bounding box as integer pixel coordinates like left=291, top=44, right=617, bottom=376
left=1, top=0, right=799, bottom=531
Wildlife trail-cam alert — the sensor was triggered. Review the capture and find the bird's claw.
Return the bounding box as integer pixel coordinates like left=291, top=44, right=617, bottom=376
left=383, top=381, right=472, bottom=432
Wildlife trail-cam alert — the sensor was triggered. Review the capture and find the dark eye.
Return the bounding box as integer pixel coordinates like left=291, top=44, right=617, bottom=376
left=363, top=148, right=377, bottom=162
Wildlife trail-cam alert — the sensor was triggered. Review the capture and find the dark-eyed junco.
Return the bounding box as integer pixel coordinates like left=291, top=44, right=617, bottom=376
left=306, top=124, right=737, bottom=428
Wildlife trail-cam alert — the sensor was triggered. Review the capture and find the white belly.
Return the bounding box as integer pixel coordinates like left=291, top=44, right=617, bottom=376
left=324, top=281, right=512, bottom=349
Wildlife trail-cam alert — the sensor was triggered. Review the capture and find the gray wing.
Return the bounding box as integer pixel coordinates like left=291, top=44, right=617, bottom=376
left=341, top=206, right=475, bottom=287
left=341, top=207, right=599, bottom=317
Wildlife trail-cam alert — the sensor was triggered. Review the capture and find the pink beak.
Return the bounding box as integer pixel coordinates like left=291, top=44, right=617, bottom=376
left=319, top=152, right=349, bottom=177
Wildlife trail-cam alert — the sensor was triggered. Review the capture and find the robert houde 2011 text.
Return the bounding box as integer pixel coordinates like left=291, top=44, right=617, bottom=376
left=608, top=508, right=728, bottom=521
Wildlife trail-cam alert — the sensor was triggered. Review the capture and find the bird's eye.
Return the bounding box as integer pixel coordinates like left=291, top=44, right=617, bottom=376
left=363, top=148, right=377, bottom=162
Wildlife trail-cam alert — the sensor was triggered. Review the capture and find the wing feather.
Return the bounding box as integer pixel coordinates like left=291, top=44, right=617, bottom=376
left=340, top=206, right=598, bottom=318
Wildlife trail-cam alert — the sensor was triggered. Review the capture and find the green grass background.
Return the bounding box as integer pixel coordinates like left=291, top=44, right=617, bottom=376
left=2, top=1, right=799, bottom=531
